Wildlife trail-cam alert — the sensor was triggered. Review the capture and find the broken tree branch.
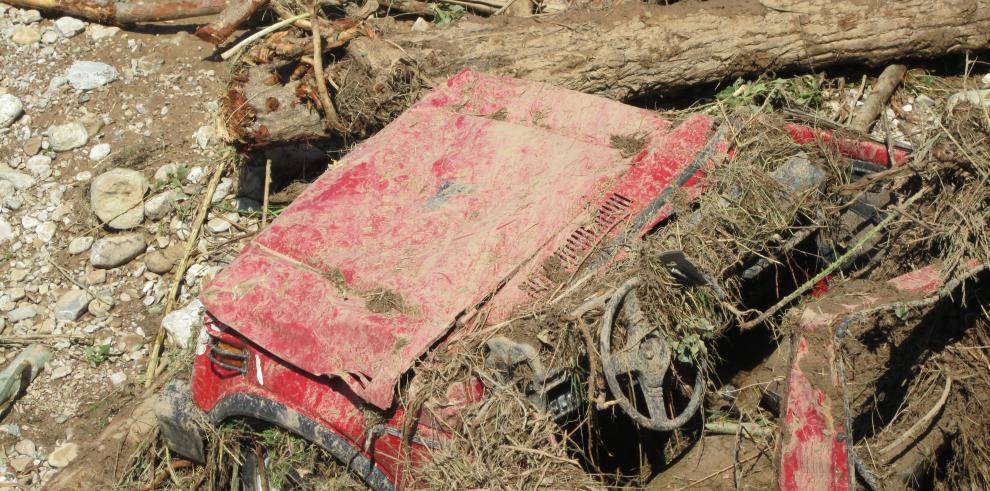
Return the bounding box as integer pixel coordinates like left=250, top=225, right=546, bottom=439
left=310, top=2, right=345, bottom=131
left=196, top=0, right=270, bottom=44
left=850, top=64, right=908, bottom=133
left=143, top=158, right=231, bottom=388
left=2, top=0, right=226, bottom=24
left=262, top=158, right=272, bottom=227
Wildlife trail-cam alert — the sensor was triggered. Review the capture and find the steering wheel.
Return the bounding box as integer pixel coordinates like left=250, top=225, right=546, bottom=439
left=599, top=277, right=705, bottom=431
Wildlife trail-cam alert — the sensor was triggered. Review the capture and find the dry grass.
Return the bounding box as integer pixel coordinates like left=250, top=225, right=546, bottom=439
left=118, top=420, right=367, bottom=490
left=398, top=109, right=854, bottom=489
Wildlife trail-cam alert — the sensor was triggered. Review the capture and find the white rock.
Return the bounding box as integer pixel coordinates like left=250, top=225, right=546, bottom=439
left=50, top=365, right=72, bottom=380
left=193, top=125, right=212, bottom=149
left=983, top=73, right=990, bottom=86
left=15, top=439, right=35, bottom=457
left=186, top=262, right=208, bottom=278
left=6, top=306, right=36, bottom=323
left=915, top=94, right=937, bottom=111
left=87, top=25, right=119, bottom=41
left=0, top=425, right=21, bottom=438
left=21, top=215, right=39, bottom=230
left=0, top=218, right=13, bottom=243
left=90, top=168, right=148, bottom=230
left=68, top=236, right=94, bottom=254
left=0, top=165, right=36, bottom=190
left=205, top=217, right=230, bottom=233
left=212, top=177, right=232, bottom=203
left=25, top=155, right=52, bottom=179
left=109, top=371, right=127, bottom=385
left=88, top=295, right=113, bottom=317
left=54, top=289, right=90, bottom=321
left=48, top=122, right=89, bottom=152
left=411, top=17, right=431, bottom=31
left=88, top=143, right=111, bottom=161
left=90, top=233, right=147, bottom=269
left=10, top=25, right=40, bottom=45
left=144, top=191, right=174, bottom=221
left=65, top=61, right=118, bottom=91
left=0, top=180, right=15, bottom=198
left=0, top=94, right=24, bottom=128
left=185, top=166, right=205, bottom=184
left=48, top=443, right=79, bottom=468
left=54, top=16, right=86, bottom=37
left=41, top=28, right=59, bottom=44
left=947, top=89, right=990, bottom=111
left=8, top=288, right=26, bottom=302
left=162, top=299, right=204, bottom=349
left=135, top=54, right=165, bottom=75
left=154, top=163, right=180, bottom=183
left=9, top=455, right=31, bottom=472
left=20, top=9, right=41, bottom=23
left=35, top=221, right=56, bottom=242
left=75, top=171, right=92, bottom=181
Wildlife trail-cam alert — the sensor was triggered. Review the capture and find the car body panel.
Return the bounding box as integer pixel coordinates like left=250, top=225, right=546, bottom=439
left=200, top=69, right=717, bottom=408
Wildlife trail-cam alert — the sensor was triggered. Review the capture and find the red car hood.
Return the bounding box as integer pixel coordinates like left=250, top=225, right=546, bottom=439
left=201, top=69, right=696, bottom=408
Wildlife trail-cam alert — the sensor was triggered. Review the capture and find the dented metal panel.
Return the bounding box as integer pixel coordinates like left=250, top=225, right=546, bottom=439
left=200, top=69, right=707, bottom=408
left=779, top=265, right=951, bottom=491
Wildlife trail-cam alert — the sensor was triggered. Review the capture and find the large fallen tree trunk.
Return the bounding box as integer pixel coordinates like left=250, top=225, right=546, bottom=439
left=225, top=0, right=990, bottom=146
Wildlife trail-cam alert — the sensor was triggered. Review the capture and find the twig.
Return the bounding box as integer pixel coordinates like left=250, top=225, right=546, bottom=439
left=262, top=158, right=272, bottom=228
left=220, top=13, right=310, bottom=60
left=139, top=459, right=193, bottom=491
left=575, top=320, right=600, bottom=406
left=271, top=0, right=313, bottom=28
left=493, top=0, right=517, bottom=15
left=255, top=443, right=271, bottom=491
left=497, top=445, right=580, bottom=465
left=880, top=376, right=953, bottom=463
left=47, top=259, right=98, bottom=300
left=845, top=74, right=868, bottom=125
left=740, top=189, right=925, bottom=330
left=310, top=3, right=345, bottom=131
left=439, top=0, right=497, bottom=13
left=0, top=334, right=90, bottom=345
left=704, top=421, right=774, bottom=437
left=144, top=158, right=232, bottom=387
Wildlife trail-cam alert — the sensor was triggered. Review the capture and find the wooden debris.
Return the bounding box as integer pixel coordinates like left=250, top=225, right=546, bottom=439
left=196, top=0, right=271, bottom=44
left=221, top=0, right=990, bottom=145
left=850, top=64, right=908, bottom=133
left=2, top=0, right=226, bottom=24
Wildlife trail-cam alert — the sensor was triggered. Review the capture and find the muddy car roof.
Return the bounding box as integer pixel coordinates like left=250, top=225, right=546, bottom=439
left=200, top=69, right=708, bottom=408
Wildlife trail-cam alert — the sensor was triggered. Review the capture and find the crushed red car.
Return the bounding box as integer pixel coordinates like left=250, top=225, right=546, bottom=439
left=155, top=69, right=911, bottom=490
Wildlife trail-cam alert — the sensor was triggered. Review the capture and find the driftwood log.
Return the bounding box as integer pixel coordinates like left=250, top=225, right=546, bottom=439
left=1, top=0, right=227, bottom=23
left=224, top=0, right=990, bottom=146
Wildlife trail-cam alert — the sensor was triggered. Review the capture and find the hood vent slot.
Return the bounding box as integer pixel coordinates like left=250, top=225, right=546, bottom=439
left=521, top=193, right=633, bottom=297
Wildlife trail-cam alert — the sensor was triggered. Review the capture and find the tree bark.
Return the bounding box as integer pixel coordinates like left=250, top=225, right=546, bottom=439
left=225, top=0, right=990, bottom=145
left=849, top=64, right=908, bottom=133
left=2, top=0, right=226, bottom=24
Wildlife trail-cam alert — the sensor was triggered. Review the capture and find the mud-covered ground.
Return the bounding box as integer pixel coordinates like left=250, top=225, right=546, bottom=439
left=0, top=5, right=244, bottom=487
